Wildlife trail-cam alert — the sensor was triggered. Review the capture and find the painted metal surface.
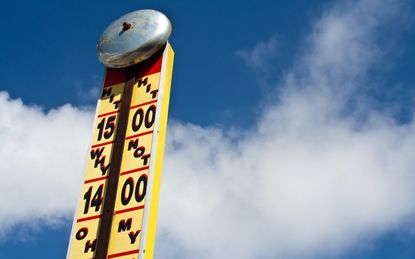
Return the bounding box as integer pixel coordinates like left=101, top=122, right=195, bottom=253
left=67, top=43, right=174, bottom=259
left=97, top=9, right=172, bottom=68
left=138, top=42, right=174, bottom=259
left=66, top=70, right=125, bottom=259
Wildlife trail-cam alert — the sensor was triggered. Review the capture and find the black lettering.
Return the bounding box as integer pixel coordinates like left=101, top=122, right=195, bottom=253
left=134, top=146, right=145, bottom=158
left=83, top=187, right=92, bottom=214
left=101, top=87, right=112, bottom=98
left=137, top=77, right=148, bottom=87
left=90, top=148, right=104, bottom=160
left=150, top=89, right=158, bottom=99
left=84, top=239, right=96, bottom=253
left=76, top=227, right=88, bottom=240
left=118, top=218, right=132, bottom=232
left=128, top=231, right=140, bottom=244
left=113, top=100, right=121, bottom=109
left=83, top=185, right=103, bottom=214
left=132, top=108, right=144, bottom=132
left=91, top=185, right=103, bottom=212
left=121, top=178, right=134, bottom=205
left=135, top=175, right=147, bottom=203
left=97, top=116, right=116, bottom=141
left=94, top=155, right=106, bottom=168
left=99, top=163, right=110, bottom=175
left=104, top=116, right=116, bottom=139
left=141, top=154, right=150, bottom=166
left=127, top=138, right=145, bottom=158
left=128, top=139, right=139, bottom=151
left=144, top=105, right=156, bottom=129
left=90, top=148, right=109, bottom=175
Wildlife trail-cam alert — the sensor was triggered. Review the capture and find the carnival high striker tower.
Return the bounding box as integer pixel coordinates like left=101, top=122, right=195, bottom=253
left=67, top=9, right=174, bottom=259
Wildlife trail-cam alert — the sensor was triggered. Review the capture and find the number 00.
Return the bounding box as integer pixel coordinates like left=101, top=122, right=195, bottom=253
left=132, top=105, right=156, bottom=132
left=121, top=175, right=148, bottom=206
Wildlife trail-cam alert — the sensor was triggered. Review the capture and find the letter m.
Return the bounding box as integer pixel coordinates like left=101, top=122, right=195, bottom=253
left=118, top=218, right=132, bottom=232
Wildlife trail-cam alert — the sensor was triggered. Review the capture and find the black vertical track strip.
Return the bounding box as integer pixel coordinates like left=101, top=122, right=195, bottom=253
left=94, top=66, right=136, bottom=259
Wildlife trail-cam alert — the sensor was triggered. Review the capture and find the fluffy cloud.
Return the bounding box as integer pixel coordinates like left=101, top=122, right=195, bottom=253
left=0, top=0, right=414, bottom=258
left=236, top=36, right=278, bottom=73
left=156, top=0, right=415, bottom=258
left=0, top=93, right=94, bottom=237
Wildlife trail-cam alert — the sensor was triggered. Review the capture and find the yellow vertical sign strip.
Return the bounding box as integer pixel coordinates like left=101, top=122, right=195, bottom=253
left=141, top=43, right=174, bottom=259
left=69, top=43, right=174, bottom=259
left=67, top=73, right=125, bottom=258
left=107, top=71, right=162, bottom=258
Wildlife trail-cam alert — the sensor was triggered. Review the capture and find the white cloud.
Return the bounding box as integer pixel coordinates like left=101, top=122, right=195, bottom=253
left=0, top=93, right=94, bottom=238
left=67, top=74, right=101, bottom=102
left=0, top=0, right=414, bottom=258
left=156, top=0, right=415, bottom=258
left=236, top=36, right=278, bottom=74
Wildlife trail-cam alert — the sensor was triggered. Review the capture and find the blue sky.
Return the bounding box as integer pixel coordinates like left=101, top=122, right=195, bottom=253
left=1, top=0, right=415, bottom=258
